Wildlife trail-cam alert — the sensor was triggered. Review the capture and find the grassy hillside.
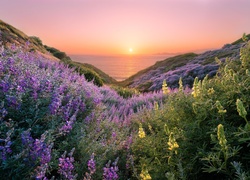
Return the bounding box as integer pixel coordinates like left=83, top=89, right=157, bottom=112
left=117, top=53, right=197, bottom=89
left=0, top=19, right=48, bottom=53
left=44, top=45, right=116, bottom=85
left=0, top=19, right=116, bottom=85
left=1, top=33, right=250, bottom=179
left=118, top=41, right=244, bottom=92
left=231, top=33, right=250, bottom=45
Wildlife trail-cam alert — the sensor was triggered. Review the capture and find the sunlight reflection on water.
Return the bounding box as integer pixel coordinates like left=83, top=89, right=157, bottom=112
left=69, top=54, right=172, bottom=81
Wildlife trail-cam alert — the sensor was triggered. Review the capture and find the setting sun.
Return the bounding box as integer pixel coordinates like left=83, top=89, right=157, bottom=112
left=129, top=48, right=133, bottom=53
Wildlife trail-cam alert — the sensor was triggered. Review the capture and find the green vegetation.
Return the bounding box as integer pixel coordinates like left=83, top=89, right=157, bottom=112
left=44, top=45, right=71, bottom=62
left=231, top=33, right=250, bottom=45
left=81, top=63, right=117, bottom=84
left=130, top=38, right=250, bottom=179
left=161, top=53, right=198, bottom=72
left=44, top=45, right=116, bottom=86
left=1, top=18, right=250, bottom=179
left=68, top=61, right=104, bottom=86
left=137, top=81, right=153, bottom=92
left=45, top=44, right=112, bottom=86
left=0, top=19, right=116, bottom=87
left=0, top=19, right=47, bottom=53
left=110, top=85, right=139, bottom=98
left=201, top=51, right=234, bottom=65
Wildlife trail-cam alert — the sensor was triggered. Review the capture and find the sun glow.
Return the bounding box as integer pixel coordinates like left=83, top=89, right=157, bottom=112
left=129, top=48, right=133, bottom=53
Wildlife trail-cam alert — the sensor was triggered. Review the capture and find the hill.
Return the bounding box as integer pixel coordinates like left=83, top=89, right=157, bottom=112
left=0, top=19, right=116, bottom=85
left=118, top=38, right=246, bottom=91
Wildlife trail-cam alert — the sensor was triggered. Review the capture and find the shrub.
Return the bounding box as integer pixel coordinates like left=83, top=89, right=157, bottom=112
left=130, top=38, right=250, bottom=179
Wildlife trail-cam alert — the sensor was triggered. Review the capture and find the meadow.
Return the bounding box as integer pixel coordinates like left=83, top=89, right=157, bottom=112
left=0, top=36, right=250, bottom=179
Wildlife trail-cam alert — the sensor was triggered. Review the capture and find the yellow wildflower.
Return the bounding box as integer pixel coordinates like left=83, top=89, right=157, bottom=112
left=179, top=77, right=183, bottom=92
left=207, top=88, right=215, bottom=95
left=138, top=123, right=146, bottom=138
left=167, top=132, right=179, bottom=154
left=236, top=99, right=247, bottom=121
left=192, top=77, right=201, bottom=98
left=154, top=101, right=159, bottom=110
left=140, top=168, right=152, bottom=180
left=162, top=79, right=170, bottom=94
left=215, top=101, right=227, bottom=114
left=217, top=124, right=227, bottom=151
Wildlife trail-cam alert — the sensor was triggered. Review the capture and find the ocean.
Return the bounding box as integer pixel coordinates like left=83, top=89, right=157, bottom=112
left=69, top=54, right=172, bottom=81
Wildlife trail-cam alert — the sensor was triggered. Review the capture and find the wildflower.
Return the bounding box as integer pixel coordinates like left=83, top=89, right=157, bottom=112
left=167, top=132, right=179, bottom=154
left=217, top=124, right=227, bottom=151
left=111, top=132, right=117, bottom=139
left=148, top=123, right=153, bottom=133
left=87, top=153, right=96, bottom=175
left=207, top=88, right=215, bottom=95
left=154, top=101, right=159, bottom=111
left=103, top=158, right=119, bottom=180
left=140, top=168, right=152, bottom=180
left=178, top=77, right=183, bottom=92
left=215, top=101, right=227, bottom=114
left=58, top=148, right=76, bottom=180
left=49, top=92, right=62, bottom=115
left=192, top=77, right=201, bottom=98
left=138, top=123, right=146, bottom=138
left=35, top=163, right=48, bottom=180
left=162, top=79, right=170, bottom=94
left=236, top=99, right=247, bottom=122
left=0, top=128, right=13, bottom=161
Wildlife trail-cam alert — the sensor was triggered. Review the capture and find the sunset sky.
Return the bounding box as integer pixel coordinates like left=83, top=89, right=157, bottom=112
left=1, top=0, right=250, bottom=55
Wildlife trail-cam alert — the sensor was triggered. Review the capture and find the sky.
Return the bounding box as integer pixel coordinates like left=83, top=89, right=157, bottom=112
left=1, top=0, right=250, bottom=55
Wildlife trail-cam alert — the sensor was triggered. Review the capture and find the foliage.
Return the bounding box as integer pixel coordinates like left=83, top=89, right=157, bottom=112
left=110, top=85, right=139, bottom=99
left=1, top=36, right=250, bottom=180
left=30, top=36, right=43, bottom=46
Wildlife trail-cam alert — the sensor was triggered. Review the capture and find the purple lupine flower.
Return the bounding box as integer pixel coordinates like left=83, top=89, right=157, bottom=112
left=59, top=120, right=74, bottom=135
left=6, top=95, right=19, bottom=108
left=49, top=92, right=62, bottom=115
left=83, top=153, right=96, bottom=180
left=124, top=135, right=133, bottom=150
left=0, top=128, right=13, bottom=161
left=59, top=109, right=78, bottom=135
left=30, top=76, right=40, bottom=100
left=7, top=57, right=15, bottom=65
left=58, top=84, right=66, bottom=95
left=35, top=163, right=48, bottom=180
left=21, top=129, right=34, bottom=146
left=21, top=130, right=52, bottom=166
left=44, top=79, right=52, bottom=93
left=32, top=133, right=52, bottom=164
left=0, top=107, right=8, bottom=121
left=111, top=132, right=117, bottom=139
left=0, top=80, right=10, bottom=92
left=87, top=153, right=96, bottom=175
left=84, top=112, right=95, bottom=124
left=10, top=44, right=17, bottom=51
left=58, top=148, right=76, bottom=180
left=103, top=158, right=119, bottom=180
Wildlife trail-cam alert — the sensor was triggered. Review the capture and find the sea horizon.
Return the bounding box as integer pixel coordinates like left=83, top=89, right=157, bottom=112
left=69, top=54, right=175, bottom=81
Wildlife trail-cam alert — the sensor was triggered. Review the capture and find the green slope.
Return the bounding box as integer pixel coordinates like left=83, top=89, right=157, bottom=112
left=0, top=19, right=116, bottom=85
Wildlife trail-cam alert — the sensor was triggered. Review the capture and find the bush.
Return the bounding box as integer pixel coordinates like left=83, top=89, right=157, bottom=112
left=130, top=39, right=250, bottom=179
